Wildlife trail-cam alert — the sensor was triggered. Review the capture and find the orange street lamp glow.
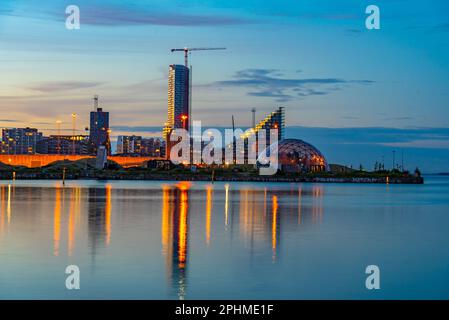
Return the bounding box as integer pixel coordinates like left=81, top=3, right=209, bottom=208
left=181, top=114, right=188, bottom=130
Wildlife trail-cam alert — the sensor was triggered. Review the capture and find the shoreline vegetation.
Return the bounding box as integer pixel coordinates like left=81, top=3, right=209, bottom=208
left=0, top=159, right=424, bottom=184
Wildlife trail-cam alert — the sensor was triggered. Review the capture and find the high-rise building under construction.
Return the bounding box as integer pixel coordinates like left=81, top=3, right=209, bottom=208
left=164, top=65, right=190, bottom=136
left=164, top=64, right=190, bottom=158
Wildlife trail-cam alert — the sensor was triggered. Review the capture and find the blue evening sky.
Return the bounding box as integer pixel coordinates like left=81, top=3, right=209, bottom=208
left=0, top=0, right=448, bottom=171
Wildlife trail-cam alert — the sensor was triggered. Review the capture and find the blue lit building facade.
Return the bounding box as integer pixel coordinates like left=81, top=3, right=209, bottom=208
left=167, top=64, right=190, bottom=130
left=89, top=107, right=111, bottom=155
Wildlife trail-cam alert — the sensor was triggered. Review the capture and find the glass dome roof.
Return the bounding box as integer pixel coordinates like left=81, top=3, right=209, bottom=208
left=277, top=139, right=328, bottom=171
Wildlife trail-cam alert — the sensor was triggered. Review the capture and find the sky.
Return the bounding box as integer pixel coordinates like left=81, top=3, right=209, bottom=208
left=0, top=0, right=448, bottom=172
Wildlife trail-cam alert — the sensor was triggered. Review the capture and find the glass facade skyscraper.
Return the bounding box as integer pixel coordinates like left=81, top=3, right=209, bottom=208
left=164, top=64, right=190, bottom=159
left=164, top=64, right=190, bottom=139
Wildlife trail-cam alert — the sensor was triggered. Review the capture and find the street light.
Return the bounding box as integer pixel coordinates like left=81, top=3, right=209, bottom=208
left=71, top=113, right=77, bottom=156
left=56, top=120, right=62, bottom=154
left=181, top=114, right=188, bottom=130
left=392, top=150, right=396, bottom=171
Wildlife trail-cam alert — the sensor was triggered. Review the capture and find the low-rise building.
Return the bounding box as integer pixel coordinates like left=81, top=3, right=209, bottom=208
left=36, top=135, right=90, bottom=155
left=1, top=128, right=43, bottom=155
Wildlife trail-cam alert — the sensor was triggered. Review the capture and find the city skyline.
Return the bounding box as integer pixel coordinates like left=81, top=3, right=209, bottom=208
left=1, top=0, right=449, bottom=172
left=1, top=2, right=449, bottom=305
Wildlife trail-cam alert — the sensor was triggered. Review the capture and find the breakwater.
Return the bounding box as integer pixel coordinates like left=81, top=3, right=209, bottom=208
left=0, top=171, right=424, bottom=184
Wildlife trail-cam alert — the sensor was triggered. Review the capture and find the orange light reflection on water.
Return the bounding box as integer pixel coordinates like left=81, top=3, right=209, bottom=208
left=0, top=186, right=5, bottom=233
left=105, top=184, right=112, bottom=246
left=178, top=185, right=189, bottom=268
left=205, top=185, right=213, bottom=245
left=53, top=186, right=61, bottom=256
left=161, top=185, right=171, bottom=256
left=272, top=195, right=278, bottom=260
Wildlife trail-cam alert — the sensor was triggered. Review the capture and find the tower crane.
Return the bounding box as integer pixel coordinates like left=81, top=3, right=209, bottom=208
left=170, top=47, right=226, bottom=67
left=169, top=47, right=226, bottom=132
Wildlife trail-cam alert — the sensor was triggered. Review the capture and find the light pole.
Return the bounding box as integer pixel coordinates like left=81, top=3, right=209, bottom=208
left=401, top=150, right=404, bottom=172
left=392, top=150, right=396, bottom=171
left=71, top=113, right=77, bottom=156
left=56, top=120, right=62, bottom=155
left=181, top=114, right=188, bottom=130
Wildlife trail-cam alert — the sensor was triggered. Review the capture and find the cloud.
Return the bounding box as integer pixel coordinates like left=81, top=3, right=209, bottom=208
left=216, top=69, right=375, bottom=102
left=79, top=6, right=252, bottom=26
left=381, top=116, right=415, bottom=121
left=111, top=125, right=162, bottom=133
left=0, top=119, right=19, bottom=123
left=26, top=81, right=105, bottom=93
left=292, top=13, right=359, bottom=21
left=284, top=126, right=449, bottom=172
left=3, top=2, right=254, bottom=27
left=431, top=22, right=449, bottom=32
left=382, top=139, right=449, bottom=150
left=341, top=116, right=360, bottom=120
left=0, top=0, right=14, bottom=14
left=286, top=126, right=449, bottom=148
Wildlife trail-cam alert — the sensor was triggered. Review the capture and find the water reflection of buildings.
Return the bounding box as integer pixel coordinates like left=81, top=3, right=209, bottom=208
left=87, top=185, right=112, bottom=256
left=0, top=183, right=113, bottom=258
left=1, top=181, right=324, bottom=299
left=52, top=185, right=83, bottom=256
left=161, top=182, right=190, bottom=300
left=243, top=185, right=323, bottom=253
left=0, top=182, right=113, bottom=257
left=53, top=185, right=62, bottom=256
left=0, top=184, right=14, bottom=233
left=160, top=182, right=324, bottom=300
left=68, top=187, right=82, bottom=256
left=51, top=184, right=112, bottom=257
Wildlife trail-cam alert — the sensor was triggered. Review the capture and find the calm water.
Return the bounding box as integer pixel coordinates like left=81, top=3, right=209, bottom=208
left=0, top=176, right=448, bottom=300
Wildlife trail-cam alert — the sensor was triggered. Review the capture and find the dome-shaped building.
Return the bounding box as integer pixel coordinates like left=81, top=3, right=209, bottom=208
left=277, top=139, right=328, bottom=173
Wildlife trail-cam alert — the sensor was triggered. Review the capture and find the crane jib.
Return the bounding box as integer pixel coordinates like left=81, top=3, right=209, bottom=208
left=170, top=47, right=226, bottom=67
